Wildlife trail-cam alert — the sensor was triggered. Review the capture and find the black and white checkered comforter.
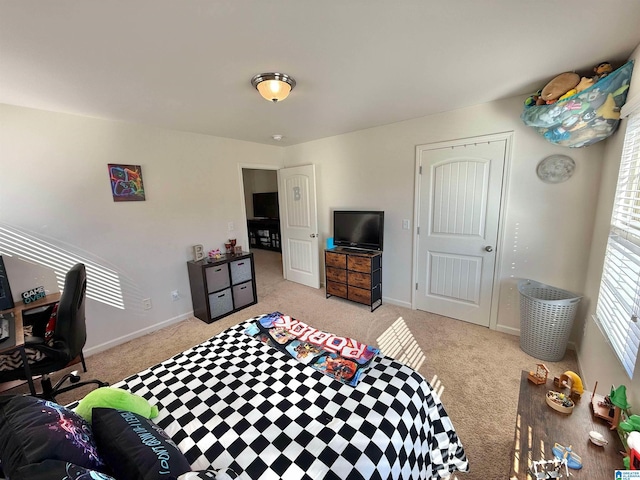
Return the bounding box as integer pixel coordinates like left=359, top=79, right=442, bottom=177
left=114, top=318, right=469, bottom=479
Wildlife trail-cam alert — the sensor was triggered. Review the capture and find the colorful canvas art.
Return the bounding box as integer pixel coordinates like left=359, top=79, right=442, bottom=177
left=108, top=164, right=145, bottom=202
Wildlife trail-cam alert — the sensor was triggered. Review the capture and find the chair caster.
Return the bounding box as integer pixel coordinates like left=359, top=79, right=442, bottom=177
left=69, top=371, right=81, bottom=384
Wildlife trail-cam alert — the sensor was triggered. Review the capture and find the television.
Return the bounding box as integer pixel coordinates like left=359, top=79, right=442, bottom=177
left=253, top=192, right=279, bottom=219
left=333, top=210, right=384, bottom=251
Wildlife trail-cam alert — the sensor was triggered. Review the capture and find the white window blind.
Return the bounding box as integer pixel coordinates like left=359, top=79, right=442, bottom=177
left=595, top=112, right=640, bottom=378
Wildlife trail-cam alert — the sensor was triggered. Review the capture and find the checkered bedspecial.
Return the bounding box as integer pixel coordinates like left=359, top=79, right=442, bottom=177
left=115, top=317, right=469, bottom=479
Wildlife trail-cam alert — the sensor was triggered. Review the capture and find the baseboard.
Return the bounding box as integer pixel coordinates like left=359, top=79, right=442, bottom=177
left=381, top=296, right=411, bottom=309
left=496, top=324, right=520, bottom=336
left=495, top=324, right=578, bottom=353
left=84, top=311, right=193, bottom=357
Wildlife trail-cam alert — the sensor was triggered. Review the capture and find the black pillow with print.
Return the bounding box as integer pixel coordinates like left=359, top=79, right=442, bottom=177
left=13, top=459, right=116, bottom=480
left=0, top=395, right=105, bottom=478
left=92, top=407, right=191, bottom=480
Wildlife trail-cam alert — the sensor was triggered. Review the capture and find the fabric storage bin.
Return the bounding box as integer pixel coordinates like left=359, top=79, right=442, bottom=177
left=518, top=279, right=582, bottom=361
left=230, top=259, right=252, bottom=284
left=205, top=264, right=230, bottom=293
left=209, top=288, right=233, bottom=319
left=233, top=282, right=255, bottom=309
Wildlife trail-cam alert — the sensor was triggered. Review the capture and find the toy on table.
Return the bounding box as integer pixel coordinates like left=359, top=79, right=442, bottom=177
left=552, top=444, right=582, bottom=470
left=529, top=456, right=568, bottom=479
left=208, top=248, right=222, bottom=259
left=528, top=363, right=550, bottom=385
left=624, top=431, right=640, bottom=470
left=590, top=382, right=629, bottom=429
left=553, top=370, right=583, bottom=401
left=546, top=390, right=575, bottom=414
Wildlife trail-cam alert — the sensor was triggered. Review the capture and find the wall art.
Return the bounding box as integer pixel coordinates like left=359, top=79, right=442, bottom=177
left=108, top=164, right=146, bottom=201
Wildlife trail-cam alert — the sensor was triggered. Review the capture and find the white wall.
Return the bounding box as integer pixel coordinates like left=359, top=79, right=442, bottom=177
left=579, top=45, right=640, bottom=405
left=283, top=95, right=605, bottom=333
left=0, top=104, right=283, bottom=353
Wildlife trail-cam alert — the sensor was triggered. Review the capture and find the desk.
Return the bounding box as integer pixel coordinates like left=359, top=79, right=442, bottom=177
left=0, top=293, right=60, bottom=393
left=509, top=370, right=625, bottom=478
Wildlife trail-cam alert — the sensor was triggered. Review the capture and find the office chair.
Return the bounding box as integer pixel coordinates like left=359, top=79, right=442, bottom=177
left=0, top=263, right=108, bottom=401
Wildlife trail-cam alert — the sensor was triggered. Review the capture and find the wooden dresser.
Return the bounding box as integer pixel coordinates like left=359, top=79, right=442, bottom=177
left=325, top=248, right=382, bottom=311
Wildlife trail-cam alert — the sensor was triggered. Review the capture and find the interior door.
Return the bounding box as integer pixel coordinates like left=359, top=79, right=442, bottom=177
left=415, top=137, right=506, bottom=327
left=278, top=165, right=320, bottom=289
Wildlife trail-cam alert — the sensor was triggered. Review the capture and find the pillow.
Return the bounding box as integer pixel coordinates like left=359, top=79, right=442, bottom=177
left=0, top=395, right=105, bottom=479
left=92, top=408, right=191, bottom=480
left=245, top=312, right=380, bottom=386
left=74, top=386, right=159, bottom=423
left=12, top=459, right=116, bottom=480
left=178, top=470, right=239, bottom=480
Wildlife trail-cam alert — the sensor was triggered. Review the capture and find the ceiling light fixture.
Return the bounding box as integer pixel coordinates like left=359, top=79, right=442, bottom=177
left=251, top=73, right=296, bottom=102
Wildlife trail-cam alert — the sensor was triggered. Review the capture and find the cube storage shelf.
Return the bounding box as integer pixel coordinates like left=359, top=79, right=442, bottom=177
left=187, top=252, right=257, bottom=323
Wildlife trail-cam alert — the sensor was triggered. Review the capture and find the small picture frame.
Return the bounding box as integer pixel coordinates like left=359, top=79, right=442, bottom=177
left=234, top=246, right=243, bottom=254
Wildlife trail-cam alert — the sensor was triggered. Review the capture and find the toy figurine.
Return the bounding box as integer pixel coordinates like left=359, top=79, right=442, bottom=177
left=528, top=364, right=549, bottom=385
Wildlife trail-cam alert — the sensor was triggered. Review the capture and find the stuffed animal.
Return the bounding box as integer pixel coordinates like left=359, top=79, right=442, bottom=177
left=594, top=62, right=613, bottom=80
left=574, top=76, right=595, bottom=93
left=74, top=386, right=160, bottom=423
left=540, top=72, right=580, bottom=104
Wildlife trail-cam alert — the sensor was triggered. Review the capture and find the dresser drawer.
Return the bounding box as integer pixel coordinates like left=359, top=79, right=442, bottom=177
left=348, top=286, right=371, bottom=305
left=348, top=271, right=371, bottom=289
left=348, top=256, right=372, bottom=273
left=326, top=266, right=347, bottom=283
left=326, top=252, right=347, bottom=269
left=326, top=281, right=348, bottom=298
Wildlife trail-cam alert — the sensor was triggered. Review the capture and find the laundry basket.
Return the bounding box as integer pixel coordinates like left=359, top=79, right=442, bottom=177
left=518, top=279, right=582, bottom=361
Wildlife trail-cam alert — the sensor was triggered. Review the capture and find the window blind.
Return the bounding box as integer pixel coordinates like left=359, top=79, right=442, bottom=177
left=595, top=112, right=640, bottom=378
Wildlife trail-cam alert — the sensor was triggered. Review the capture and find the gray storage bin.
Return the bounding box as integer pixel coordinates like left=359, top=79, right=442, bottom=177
left=518, top=279, right=582, bottom=361
left=209, top=288, right=233, bottom=319
left=233, top=281, right=255, bottom=309
left=205, top=264, right=230, bottom=292
left=230, top=258, right=252, bottom=284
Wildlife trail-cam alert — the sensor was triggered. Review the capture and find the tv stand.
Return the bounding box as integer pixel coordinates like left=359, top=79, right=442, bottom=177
left=325, top=248, right=382, bottom=312
left=247, top=219, right=281, bottom=252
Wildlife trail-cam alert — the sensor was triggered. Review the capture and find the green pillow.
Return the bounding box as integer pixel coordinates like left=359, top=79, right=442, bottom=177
left=74, top=387, right=159, bottom=423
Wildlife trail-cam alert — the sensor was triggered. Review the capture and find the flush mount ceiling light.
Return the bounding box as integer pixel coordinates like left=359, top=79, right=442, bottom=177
left=251, top=73, right=296, bottom=102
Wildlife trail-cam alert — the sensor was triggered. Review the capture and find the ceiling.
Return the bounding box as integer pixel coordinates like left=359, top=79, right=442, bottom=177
left=1, top=1, right=639, bottom=146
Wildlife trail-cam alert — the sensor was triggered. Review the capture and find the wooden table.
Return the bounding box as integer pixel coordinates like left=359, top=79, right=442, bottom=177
left=509, top=370, right=625, bottom=478
left=0, top=293, right=60, bottom=393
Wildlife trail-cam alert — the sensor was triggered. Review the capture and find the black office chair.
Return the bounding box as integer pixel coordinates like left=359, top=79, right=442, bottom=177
left=0, top=263, right=108, bottom=401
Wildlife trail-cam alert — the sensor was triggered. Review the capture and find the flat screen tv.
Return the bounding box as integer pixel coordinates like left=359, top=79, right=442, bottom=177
left=253, top=192, right=279, bottom=219
left=333, top=210, right=384, bottom=251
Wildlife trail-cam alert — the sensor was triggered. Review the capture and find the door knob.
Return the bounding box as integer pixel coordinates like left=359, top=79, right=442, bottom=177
left=484, top=246, right=494, bottom=252
left=310, top=233, right=318, bottom=238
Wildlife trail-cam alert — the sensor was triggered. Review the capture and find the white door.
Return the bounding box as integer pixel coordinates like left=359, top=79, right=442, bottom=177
left=278, top=165, right=320, bottom=289
left=415, top=136, right=507, bottom=327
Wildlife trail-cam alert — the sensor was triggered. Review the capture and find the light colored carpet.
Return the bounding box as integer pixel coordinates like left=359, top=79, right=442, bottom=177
left=7, top=249, right=579, bottom=479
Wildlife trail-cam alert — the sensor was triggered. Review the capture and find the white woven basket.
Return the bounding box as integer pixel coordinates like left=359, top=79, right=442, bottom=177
left=518, top=279, right=582, bottom=361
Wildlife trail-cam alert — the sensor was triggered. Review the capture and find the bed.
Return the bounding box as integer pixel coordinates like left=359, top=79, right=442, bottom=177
left=0, top=314, right=469, bottom=480
left=119, top=314, right=468, bottom=479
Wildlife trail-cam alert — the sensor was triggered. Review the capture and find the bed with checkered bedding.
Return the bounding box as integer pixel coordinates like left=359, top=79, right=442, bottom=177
left=114, top=317, right=469, bottom=479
